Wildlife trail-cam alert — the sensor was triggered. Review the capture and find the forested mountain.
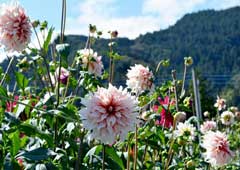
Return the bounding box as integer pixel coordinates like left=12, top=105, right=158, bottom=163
left=1, top=6, right=240, bottom=105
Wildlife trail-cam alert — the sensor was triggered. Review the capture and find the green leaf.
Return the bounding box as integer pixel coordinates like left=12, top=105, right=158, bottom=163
left=15, top=100, right=29, bottom=118
left=43, top=27, right=54, bottom=53
left=84, top=145, right=102, bottom=162
left=0, top=85, right=8, bottom=98
left=16, top=148, right=55, bottom=161
left=15, top=72, right=29, bottom=91
left=19, top=123, right=53, bottom=146
left=105, top=146, right=125, bottom=170
left=9, top=131, right=21, bottom=156
left=4, top=112, right=20, bottom=125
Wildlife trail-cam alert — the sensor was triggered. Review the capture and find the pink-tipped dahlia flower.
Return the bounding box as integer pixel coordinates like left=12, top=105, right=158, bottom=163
left=200, top=120, right=217, bottom=133
left=202, top=131, right=233, bottom=166
left=126, top=64, right=154, bottom=93
left=0, top=3, right=31, bottom=52
left=79, top=84, right=138, bottom=144
left=214, top=96, right=226, bottom=111
left=77, top=48, right=103, bottom=77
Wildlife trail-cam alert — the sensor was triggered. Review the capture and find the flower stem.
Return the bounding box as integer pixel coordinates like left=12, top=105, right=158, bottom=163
left=102, top=144, right=106, bottom=170
left=0, top=56, right=14, bottom=86
left=127, top=139, right=131, bottom=170
left=172, top=70, right=179, bottom=112
left=134, top=125, right=138, bottom=170
left=181, top=64, right=187, bottom=97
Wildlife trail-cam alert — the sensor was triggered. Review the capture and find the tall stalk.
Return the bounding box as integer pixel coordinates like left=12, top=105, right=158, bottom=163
left=0, top=56, right=14, bottom=86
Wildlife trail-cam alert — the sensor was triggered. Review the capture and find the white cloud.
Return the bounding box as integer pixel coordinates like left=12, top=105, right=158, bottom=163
left=66, top=0, right=160, bottom=39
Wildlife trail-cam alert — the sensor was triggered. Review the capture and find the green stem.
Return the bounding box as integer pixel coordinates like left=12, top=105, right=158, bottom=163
left=134, top=125, right=138, bottom=170
left=172, top=70, right=179, bottom=112
left=0, top=56, right=14, bottom=86
left=127, top=139, right=131, bottom=170
left=181, top=64, right=187, bottom=97
left=102, top=144, right=106, bottom=170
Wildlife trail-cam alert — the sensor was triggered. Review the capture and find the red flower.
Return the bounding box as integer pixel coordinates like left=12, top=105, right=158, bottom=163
left=6, top=96, right=19, bottom=112
left=154, top=96, right=174, bottom=128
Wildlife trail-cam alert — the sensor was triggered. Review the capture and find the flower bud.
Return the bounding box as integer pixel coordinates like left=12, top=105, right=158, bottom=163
left=186, top=160, right=195, bottom=168
left=203, top=111, right=210, bottom=117
left=184, top=56, right=193, bottom=66
left=32, top=20, right=40, bottom=28
left=89, top=24, right=97, bottom=33
left=111, top=30, right=118, bottom=38
left=174, top=111, right=186, bottom=123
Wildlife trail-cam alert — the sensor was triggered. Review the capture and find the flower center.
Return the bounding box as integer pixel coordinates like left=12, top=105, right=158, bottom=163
left=107, top=105, right=115, bottom=115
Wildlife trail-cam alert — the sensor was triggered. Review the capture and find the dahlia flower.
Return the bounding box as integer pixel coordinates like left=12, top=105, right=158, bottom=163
left=202, top=131, right=233, bottom=166
left=214, top=96, right=226, bottom=111
left=126, top=64, right=154, bottom=93
left=200, top=120, right=217, bottom=133
left=175, top=122, right=196, bottom=140
left=79, top=84, right=138, bottom=144
left=0, top=3, right=31, bottom=52
left=77, top=48, right=103, bottom=77
left=220, top=111, right=234, bottom=126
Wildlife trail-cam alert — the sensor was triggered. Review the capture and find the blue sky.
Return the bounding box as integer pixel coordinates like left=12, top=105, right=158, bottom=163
left=0, top=0, right=240, bottom=39
left=0, top=0, right=239, bottom=62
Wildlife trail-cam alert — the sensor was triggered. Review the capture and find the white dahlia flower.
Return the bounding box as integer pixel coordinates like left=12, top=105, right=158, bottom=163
left=200, top=120, right=217, bottom=134
left=202, top=131, right=233, bottom=166
left=221, top=111, right=234, bottom=126
left=79, top=84, right=138, bottom=144
left=0, top=3, right=31, bottom=52
left=77, top=48, right=103, bottom=77
left=126, top=64, right=154, bottom=93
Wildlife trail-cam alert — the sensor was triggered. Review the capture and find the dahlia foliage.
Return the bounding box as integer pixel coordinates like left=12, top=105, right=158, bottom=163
left=0, top=1, right=240, bottom=170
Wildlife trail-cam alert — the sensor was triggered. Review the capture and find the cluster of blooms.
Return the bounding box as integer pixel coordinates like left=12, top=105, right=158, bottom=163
left=76, top=48, right=103, bottom=77
left=79, top=84, right=138, bottom=144
left=126, top=64, right=154, bottom=93
left=0, top=2, right=31, bottom=52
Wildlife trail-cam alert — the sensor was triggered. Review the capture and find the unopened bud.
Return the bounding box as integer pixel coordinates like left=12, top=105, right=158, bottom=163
left=89, top=24, right=96, bottom=33
left=203, top=111, right=210, bottom=117
left=186, top=160, right=195, bottom=168
left=111, top=30, right=118, bottom=38
left=32, top=20, right=40, bottom=28
left=174, top=111, right=186, bottom=123
left=184, top=56, right=193, bottom=66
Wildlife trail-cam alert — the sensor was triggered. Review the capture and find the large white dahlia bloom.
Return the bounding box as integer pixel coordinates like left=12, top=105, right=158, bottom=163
left=0, top=3, right=31, bottom=52
left=79, top=84, right=138, bottom=144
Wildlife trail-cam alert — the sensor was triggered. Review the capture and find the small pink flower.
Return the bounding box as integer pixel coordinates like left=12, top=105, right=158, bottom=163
left=0, top=3, right=31, bottom=52
left=77, top=49, right=103, bottom=77
left=55, top=67, right=69, bottom=85
left=126, top=64, right=154, bottom=93
left=79, top=84, right=138, bottom=144
left=202, top=131, right=233, bottom=166
left=214, top=96, right=226, bottom=111
left=200, top=120, right=217, bottom=133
